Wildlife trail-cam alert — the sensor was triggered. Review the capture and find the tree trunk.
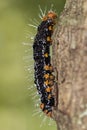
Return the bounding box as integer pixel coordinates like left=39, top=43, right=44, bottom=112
left=52, top=0, right=87, bottom=130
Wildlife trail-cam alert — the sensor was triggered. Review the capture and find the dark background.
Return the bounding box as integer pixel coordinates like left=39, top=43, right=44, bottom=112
left=0, top=0, right=65, bottom=130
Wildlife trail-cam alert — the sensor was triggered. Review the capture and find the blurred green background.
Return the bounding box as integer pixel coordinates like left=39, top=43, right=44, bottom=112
left=0, top=0, right=65, bottom=130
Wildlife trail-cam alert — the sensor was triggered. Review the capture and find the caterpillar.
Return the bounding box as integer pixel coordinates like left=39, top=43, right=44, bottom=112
left=33, top=11, right=57, bottom=117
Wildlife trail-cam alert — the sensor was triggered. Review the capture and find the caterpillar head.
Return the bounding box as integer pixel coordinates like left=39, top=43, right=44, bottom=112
left=42, top=11, right=57, bottom=21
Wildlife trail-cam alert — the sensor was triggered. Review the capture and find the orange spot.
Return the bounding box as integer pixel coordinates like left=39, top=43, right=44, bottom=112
left=44, top=65, right=50, bottom=71
left=44, top=74, right=49, bottom=79
left=44, top=74, right=55, bottom=80
left=47, top=36, right=51, bottom=42
left=45, top=87, right=52, bottom=92
left=44, top=109, right=52, bottom=117
left=49, top=66, right=53, bottom=71
left=48, top=94, right=52, bottom=99
left=44, top=65, right=53, bottom=72
left=48, top=26, right=53, bottom=31
left=44, top=53, right=48, bottom=57
left=44, top=109, right=48, bottom=114
left=47, top=112, right=52, bottom=117
left=40, top=103, right=44, bottom=110
left=44, top=80, right=49, bottom=86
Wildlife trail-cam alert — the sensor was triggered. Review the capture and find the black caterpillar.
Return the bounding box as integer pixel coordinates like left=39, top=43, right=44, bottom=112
left=33, top=11, right=57, bottom=117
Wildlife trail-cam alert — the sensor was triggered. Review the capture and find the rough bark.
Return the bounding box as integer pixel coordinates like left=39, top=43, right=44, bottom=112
left=52, top=0, right=87, bottom=130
